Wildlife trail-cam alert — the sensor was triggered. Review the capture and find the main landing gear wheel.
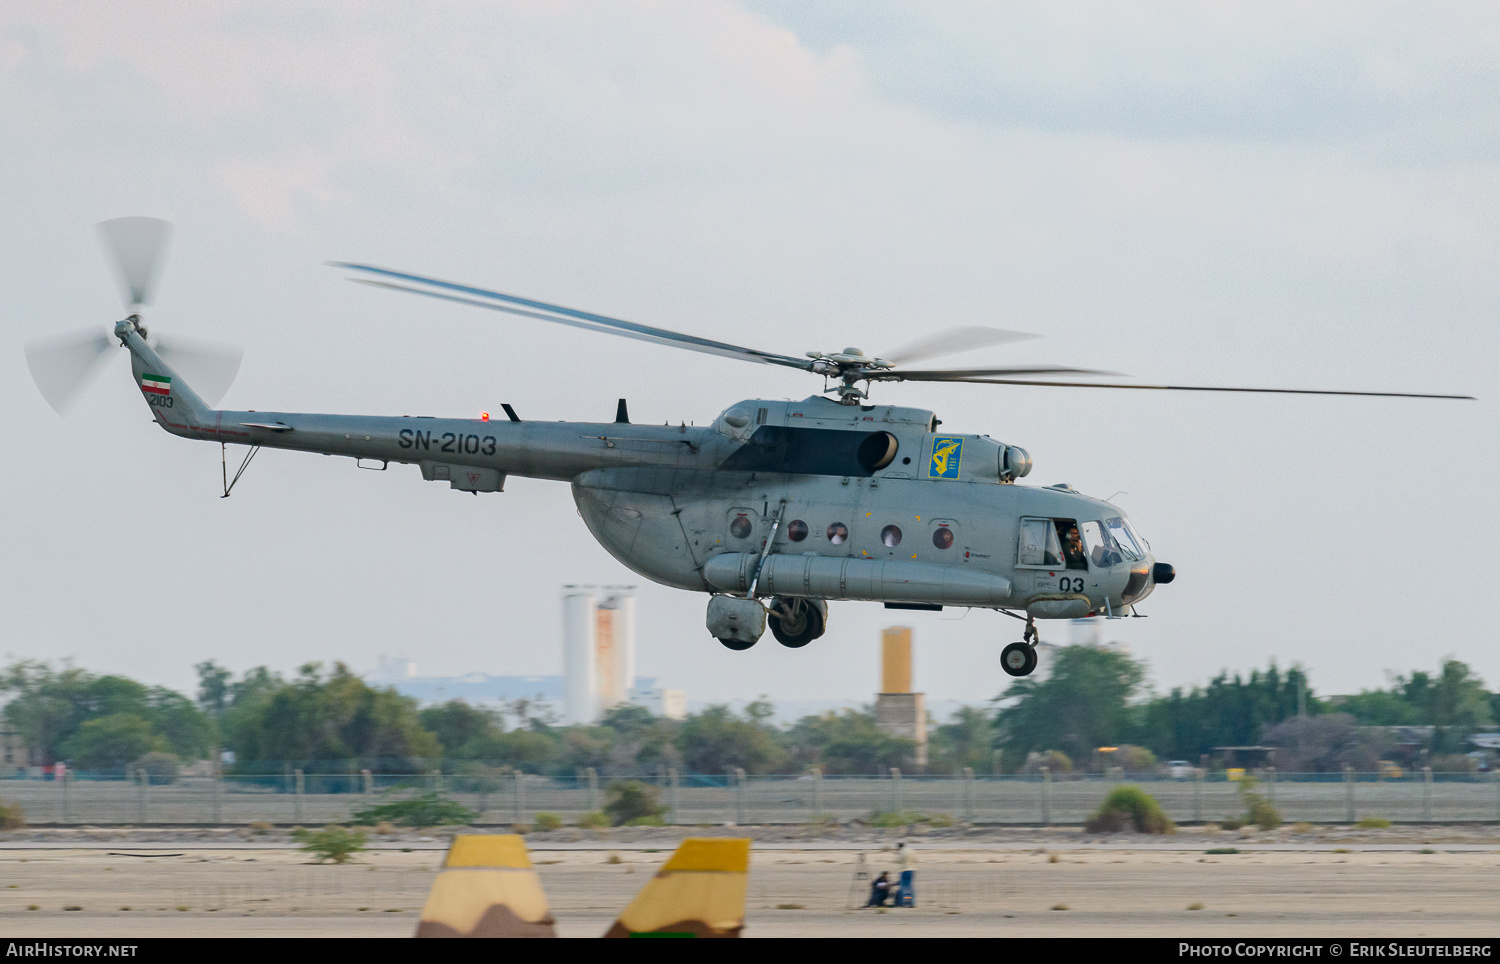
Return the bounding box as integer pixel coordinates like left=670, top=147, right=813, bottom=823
left=768, top=597, right=826, bottom=648
left=1001, top=641, right=1038, bottom=677
left=717, top=636, right=757, bottom=651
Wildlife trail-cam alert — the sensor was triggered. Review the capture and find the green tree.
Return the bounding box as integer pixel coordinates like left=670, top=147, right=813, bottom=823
left=994, top=646, right=1145, bottom=768
left=675, top=705, right=787, bottom=775
left=1135, top=663, right=1315, bottom=761
left=60, top=713, right=160, bottom=770
left=226, top=662, right=439, bottom=771
left=927, top=706, right=995, bottom=775
left=785, top=709, right=911, bottom=774
left=195, top=660, right=232, bottom=717
left=419, top=701, right=503, bottom=757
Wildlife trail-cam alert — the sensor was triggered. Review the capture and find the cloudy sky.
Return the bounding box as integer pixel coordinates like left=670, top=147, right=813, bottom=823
left=1, top=2, right=1495, bottom=709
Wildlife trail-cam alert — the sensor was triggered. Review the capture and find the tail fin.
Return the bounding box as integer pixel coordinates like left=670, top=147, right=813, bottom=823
left=603, top=838, right=751, bottom=938
left=415, top=834, right=556, bottom=938
left=116, top=319, right=215, bottom=434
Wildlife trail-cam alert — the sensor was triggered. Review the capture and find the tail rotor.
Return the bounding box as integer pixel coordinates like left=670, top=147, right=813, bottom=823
left=25, top=217, right=242, bottom=413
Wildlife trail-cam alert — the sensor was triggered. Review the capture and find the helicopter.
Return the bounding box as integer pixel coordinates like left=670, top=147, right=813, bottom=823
left=26, top=219, right=1473, bottom=677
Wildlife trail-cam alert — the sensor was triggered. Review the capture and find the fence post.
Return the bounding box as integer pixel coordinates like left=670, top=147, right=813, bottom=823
left=137, top=767, right=148, bottom=825
left=1193, top=768, right=1203, bottom=823
left=962, top=767, right=974, bottom=823
left=212, top=762, right=222, bottom=824
left=430, top=768, right=443, bottom=794
left=992, top=749, right=1003, bottom=776
left=1343, top=764, right=1354, bottom=823
left=734, top=768, right=747, bottom=825
left=585, top=767, right=598, bottom=814
left=1493, top=770, right=1500, bottom=824
left=890, top=768, right=902, bottom=814
left=1422, top=766, right=1433, bottom=822
left=294, top=768, right=305, bottom=824
left=61, top=767, right=71, bottom=824
left=361, top=769, right=373, bottom=800
left=1040, top=766, right=1051, bottom=826
left=668, top=768, right=679, bottom=825
left=513, top=771, right=525, bottom=826
left=811, top=767, right=822, bottom=821
left=1267, top=766, right=1277, bottom=806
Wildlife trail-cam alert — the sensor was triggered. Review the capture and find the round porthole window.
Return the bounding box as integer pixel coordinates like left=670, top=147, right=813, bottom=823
left=827, top=522, right=848, bottom=544
left=730, top=515, right=752, bottom=539
left=787, top=520, right=808, bottom=542
left=881, top=525, right=903, bottom=548
left=932, top=526, right=954, bottom=549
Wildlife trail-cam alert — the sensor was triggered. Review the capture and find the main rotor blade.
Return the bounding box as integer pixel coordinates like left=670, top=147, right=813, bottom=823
left=934, top=377, right=1474, bottom=400
left=25, top=327, right=116, bottom=414
left=881, top=326, right=1036, bottom=366
left=153, top=334, right=243, bottom=408
left=334, top=263, right=815, bottom=372
left=882, top=366, right=1113, bottom=381
left=98, top=217, right=173, bottom=308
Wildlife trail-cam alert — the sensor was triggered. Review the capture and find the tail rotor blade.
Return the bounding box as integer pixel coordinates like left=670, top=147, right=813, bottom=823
left=24, top=328, right=116, bottom=414
left=98, top=217, right=173, bottom=308
left=153, top=334, right=243, bottom=408
left=882, top=326, right=1036, bottom=367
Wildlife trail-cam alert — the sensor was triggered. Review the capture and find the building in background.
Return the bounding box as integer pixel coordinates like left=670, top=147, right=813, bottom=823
left=563, top=586, right=637, bottom=724
left=874, top=626, right=928, bottom=767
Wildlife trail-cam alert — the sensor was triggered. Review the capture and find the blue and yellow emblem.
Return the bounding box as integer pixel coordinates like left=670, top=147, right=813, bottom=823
left=929, top=436, right=963, bottom=479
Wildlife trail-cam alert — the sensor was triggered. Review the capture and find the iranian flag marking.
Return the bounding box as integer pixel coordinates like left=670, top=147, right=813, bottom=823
left=141, top=373, right=171, bottom=395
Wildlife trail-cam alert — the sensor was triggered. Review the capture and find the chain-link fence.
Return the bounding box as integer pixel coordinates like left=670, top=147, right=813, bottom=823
left=3, top=766, right=1499, bottom=826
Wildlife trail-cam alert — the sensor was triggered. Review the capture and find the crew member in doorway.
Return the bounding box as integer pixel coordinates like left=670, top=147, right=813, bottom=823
left=1057, top=521, right=1087, bottom=571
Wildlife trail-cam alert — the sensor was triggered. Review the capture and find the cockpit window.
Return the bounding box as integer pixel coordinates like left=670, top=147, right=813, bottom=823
left=1105, top=517, right=1145, bottom=561
left=1080, top=521, right=1120, bottom=568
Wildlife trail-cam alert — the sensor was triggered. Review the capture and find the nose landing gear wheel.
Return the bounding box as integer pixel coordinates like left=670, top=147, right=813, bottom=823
left=1001, top=641, right=1038, bottom=677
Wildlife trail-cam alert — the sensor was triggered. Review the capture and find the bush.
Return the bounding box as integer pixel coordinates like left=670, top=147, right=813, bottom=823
left=1023, top=750, right=1073, bottom=774
left=1356, top=816, right=1392, bottom=829
left=293, top=825, right=366, bottom=864
left=0, top=800, right=25, bottom=830
left=577, top=811, right=609, bottom=829
left=603, top=781, right=667, bottom=827
left=1084, top=785, right=1174, bottom=834
left=1219, top=817, right=1245, bottom=831
left=1248, top=798, right=1282, bottom=830
left=132, top=752, right=180, bottom=786
left=533, top=812, right=563, bottom=832
left=868, top=810, right=952, bottom=829
left=1235, top=775, right=1280, bottom=830
left=1430, top=754, right=1479, bottom=773
left=352, top=790, right=477, bottom=828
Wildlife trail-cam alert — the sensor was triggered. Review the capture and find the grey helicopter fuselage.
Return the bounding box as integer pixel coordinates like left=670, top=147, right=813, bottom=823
left=118, top=317, right=1162, bottom=625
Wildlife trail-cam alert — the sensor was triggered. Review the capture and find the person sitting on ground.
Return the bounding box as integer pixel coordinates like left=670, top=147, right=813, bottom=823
left=866, top=871, right=892, bottom=907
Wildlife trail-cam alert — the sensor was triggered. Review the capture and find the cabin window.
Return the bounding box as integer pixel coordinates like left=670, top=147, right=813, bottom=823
left=729, top=513, right=753, bottom=539
left=932, top=525, right=954, bottom=550
left=827, top=522, right=848, bottom=544
left=881, top=525, right=903, bottom=548
left=786, top=520, right=808, bottom=542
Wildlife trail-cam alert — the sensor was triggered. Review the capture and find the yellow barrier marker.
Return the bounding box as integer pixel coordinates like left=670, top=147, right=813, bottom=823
left=604, top=838, right=752, bottom=938
left=415, top=834, right=556, bottom=938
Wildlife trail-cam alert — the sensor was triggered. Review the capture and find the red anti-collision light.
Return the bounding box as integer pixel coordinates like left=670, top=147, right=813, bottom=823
left=480, top=412, right=490, bottom=421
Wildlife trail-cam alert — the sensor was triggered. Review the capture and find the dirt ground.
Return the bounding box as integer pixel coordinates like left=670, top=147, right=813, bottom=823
left=2, top=830, right=1499, bottom=938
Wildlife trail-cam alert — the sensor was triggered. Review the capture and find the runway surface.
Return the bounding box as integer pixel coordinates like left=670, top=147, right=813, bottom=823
left=2, top=845, right=1498, bottom=937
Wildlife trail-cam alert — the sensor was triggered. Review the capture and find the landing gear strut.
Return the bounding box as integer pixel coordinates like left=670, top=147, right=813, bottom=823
left=1001, top=616, right=1040, bottom=677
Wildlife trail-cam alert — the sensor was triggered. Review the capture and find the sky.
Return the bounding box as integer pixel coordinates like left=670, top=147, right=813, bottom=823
left=1, top=2, right=1495, bottom=711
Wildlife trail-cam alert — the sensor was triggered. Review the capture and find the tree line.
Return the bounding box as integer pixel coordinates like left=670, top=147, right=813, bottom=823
left=1, top=649, right=1495, bottom=778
